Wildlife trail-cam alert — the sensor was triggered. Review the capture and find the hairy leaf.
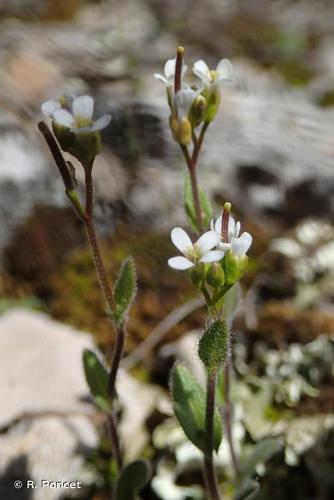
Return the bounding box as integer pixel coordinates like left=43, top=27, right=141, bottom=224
left=113, top=257, right=137, bottom=327
left=171, top=363, right=222, bottom=453
left=82, top=349, right=110, bottom=412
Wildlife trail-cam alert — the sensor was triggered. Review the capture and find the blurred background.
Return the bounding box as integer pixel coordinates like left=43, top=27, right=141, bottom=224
left=0, top=0, right=334, bottom=499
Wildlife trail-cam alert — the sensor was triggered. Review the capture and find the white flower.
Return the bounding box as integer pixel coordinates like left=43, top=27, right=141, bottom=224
left=154, top=58, right=187, bottom=87
left=168, top=227, right=224, bottom=270
left=41, top=95, right=111, bottom=134
left=193, top=58, right=233, bottom=87
left=210, top=215, right=252, bottom=257
left=174, top=88, right=200, bottom=119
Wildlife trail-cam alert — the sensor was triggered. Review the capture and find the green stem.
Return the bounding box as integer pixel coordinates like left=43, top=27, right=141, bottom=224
left=224, top=358, right=240, bottom=477
left=180, top=121, right=210, bottom=233
left=204, top=370, right=222, bottom=500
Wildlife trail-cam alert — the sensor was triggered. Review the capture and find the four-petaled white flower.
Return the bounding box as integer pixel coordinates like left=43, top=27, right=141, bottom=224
left=174, top=88, right=200, bottom=119
left=41, top=95, right=111, bottom=134
left=168, top=227, right=224, bottom=270
left=154, top=58, right=187, bottom=87
left=210, top=215, right=252, bottom=257
left=193, top=58, right=233, bottom=87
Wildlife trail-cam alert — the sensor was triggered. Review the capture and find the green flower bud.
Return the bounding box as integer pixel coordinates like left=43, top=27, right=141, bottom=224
left=204, top=84, right=221, bottom=122
left=206, top=263, right=225, bottom=288
left=189, top=95, right=207, bottom=127
left=224, top=251, right=240, bottom=285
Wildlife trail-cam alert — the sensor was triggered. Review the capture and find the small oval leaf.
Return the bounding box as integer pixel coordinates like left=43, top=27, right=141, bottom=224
left=82, top=349, right=110, bottom=412
left=113, top=257, right=137, bottom=327
left=115, top=459, right=151, bottom=500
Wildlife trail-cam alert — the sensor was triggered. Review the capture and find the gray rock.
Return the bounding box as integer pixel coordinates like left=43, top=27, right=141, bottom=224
left=0, top=309, right=96, bottom=428
left=0, top=308, right=100, bottom=499
left=0, top=415, right=96, bottom=500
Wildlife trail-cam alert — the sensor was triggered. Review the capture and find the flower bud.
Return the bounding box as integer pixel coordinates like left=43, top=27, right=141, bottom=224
left=224, top=251, right=240, bottom=285
left=206, top=263, right=225, bottom=288
left=205, top=84, right=221, bottom=122
left=177, top=117, right=192, bottom=145
left=189, top=95, right=207, bottom=127
left=169, top=114, right=179, bottom=142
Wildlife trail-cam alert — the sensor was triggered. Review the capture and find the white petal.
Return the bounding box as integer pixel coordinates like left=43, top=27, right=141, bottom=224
left=214, top=216, right=222, bottom=234
left=231, top=232, right=252, bottom=257
left=216, top=58, right=233, bottom=81
left=164, top=58, right=176, bottom=80
left=200, top=250, right=224, bottom=263
left=53, top=109, right=75, bottom=127
left=218, top=242, right=231, bottom=252
left=196, top=231, right=220, bottom=254
left=210, top=219, right=215, bottom=231
left=171, top=227, right=193, bottom=254
left=228, top=216, right=236, bottom=241
left=168, top=256, right=194, bottom=270
left=41, top=100, right=61, bottom=117
left=90, top=114, right=111, bottom=131
left=193, top=60, right=210, bottom=84
left=181, top=63, right=188, bottom=78
left=154, top=73, right=168, bottom=85
left=235, top=221, right=241, bottom=238
left=175, top=88, right=197, bottom=119
left=72, top=95, right=94, bottom=120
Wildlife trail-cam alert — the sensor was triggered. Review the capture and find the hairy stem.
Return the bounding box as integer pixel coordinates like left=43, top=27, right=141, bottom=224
left=83, top=167, right=124, bottom=472
left=224, top=358, right=240, bottom=477
left=204, top=370, right=222, bottom=500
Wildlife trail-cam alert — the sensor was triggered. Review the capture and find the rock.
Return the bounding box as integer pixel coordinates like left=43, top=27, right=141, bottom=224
left=0, top=415, right=96, bottom=500
left=0, top=309, right=100, bottom=499
left=0, top=309, right=96, bottom=427
left=117, top=369, right=169, bottom=462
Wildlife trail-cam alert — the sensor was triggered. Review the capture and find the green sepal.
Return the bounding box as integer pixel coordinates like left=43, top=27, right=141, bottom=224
left=188, top=264, right=206, bottom=289
left=170, top=363, right=223, bottom=453
left=113, top=257, right=137, bottom=328
left=115, top=460, right=151, bottom=500
left=198, top=319, right=229, bottom=372
left=52, top=121, right=101, bottom=167
left=184, top=173, right=212, bottom=232
left=82, top=349, right=111, bottom=413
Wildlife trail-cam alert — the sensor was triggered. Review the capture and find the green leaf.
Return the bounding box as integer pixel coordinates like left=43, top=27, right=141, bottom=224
left=184, top=174, right=212, bottom=232
left=198, top=319, right=229, bottom=372
left=171, top=363, right=222, bottom=453
left=115, top=460, right=150, bottom=500
left=82, top=349, right=111, bottom=412
left=113, top=257, right=137, bottom=327
left=235, top=479, right=260, bottom=500
left=239, top=438, right=282, bottom=484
